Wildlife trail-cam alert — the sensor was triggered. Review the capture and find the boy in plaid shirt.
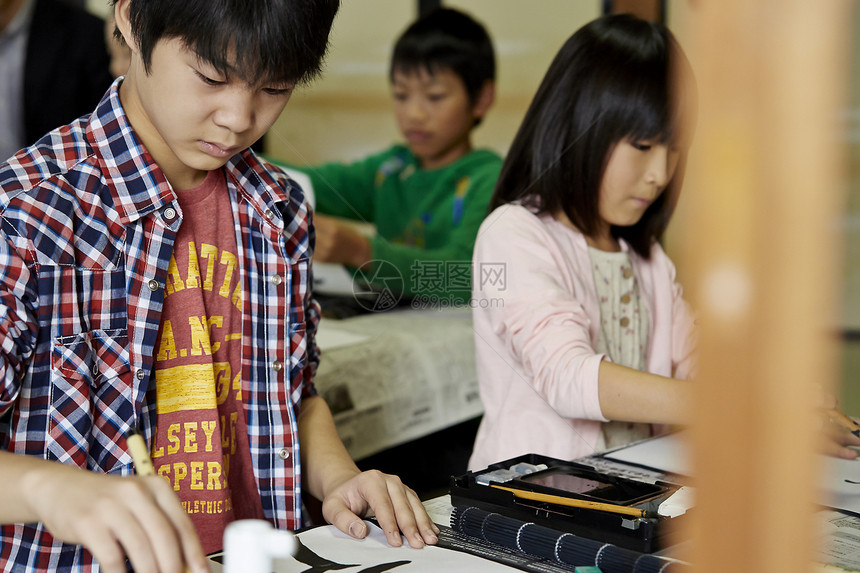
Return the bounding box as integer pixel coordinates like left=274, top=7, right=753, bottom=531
left=0, top=0, right=438, bottom=571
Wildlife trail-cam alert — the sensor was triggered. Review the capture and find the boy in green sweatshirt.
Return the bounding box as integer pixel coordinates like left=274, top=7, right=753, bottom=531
left=273, top=7, right=500, bottom=307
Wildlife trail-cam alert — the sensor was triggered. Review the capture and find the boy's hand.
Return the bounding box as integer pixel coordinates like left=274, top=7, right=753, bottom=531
left=320, top=469, right=439, bottom=549
left=312, top=214, right=371, bottom=269
left=25, top=465, right=208, bottom=573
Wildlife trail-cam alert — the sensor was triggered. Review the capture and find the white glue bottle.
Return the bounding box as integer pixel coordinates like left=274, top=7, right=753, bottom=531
left=223, top=519, right=297, bottom=573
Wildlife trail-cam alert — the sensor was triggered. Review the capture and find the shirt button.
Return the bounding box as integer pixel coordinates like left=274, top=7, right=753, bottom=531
left=622, top=268, right=633, bottom=279
left=278, top=448, right=290, bottom=460
left=164, top=207, right=176, bottom=221
left=271, top=274, right=283, bottom=286
left=136, top=368, right=145, bottom=380
left=621, top=293, right=631, bottom=304
left=148, top=279, right=160, bottom=291
left=620, top=317, right=630, bottom=327
left=265, top=209, right=274, bottom=220
left=272, top=360, right=283, bottom=372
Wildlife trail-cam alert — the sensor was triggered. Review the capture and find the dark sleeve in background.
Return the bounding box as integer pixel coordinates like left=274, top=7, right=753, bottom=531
left=23, top=0, right=114, bottom=146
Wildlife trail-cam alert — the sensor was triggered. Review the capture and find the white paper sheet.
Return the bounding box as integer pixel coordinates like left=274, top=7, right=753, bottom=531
left=208, top=521, right=519, bottom=572
left=822, top=456, right=860, bottom=515
left=313, top=309, right=482, bottom=460
left=602, top=432, right=691, bottom=476
left=315, top=319, right=371, bottom=350
left=312, top=262, right=358, bottom=296
left=601, top=434, right=860, bottom=519
left=423, top=494, right=455, bottom=526
left=818, top=510, right=860, bottom=571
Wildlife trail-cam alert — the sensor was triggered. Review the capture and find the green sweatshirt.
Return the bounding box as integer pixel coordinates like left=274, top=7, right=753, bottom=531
left=274, top=144, right=502, bottom=304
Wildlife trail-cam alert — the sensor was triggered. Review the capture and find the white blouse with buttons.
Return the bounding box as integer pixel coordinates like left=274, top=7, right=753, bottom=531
left=587, top=246, right=653, bottom=451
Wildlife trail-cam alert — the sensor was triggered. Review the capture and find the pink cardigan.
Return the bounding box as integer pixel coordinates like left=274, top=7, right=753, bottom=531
left=468, top=204, right=696, bottom=470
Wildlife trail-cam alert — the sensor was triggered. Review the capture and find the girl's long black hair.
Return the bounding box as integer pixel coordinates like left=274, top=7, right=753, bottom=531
left=491, top=14, right=696, bottom=258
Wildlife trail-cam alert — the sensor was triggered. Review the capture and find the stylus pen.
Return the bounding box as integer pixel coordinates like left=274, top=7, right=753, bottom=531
left=490, top=484, right=658, bottom=518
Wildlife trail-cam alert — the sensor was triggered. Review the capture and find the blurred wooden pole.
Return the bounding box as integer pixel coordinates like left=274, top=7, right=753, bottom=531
left=607, top=0, right=663, bottom=22
left=681, top=2, right=851, bottom=572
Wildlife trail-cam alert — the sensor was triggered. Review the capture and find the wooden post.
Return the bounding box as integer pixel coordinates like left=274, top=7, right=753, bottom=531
left=680, top=1, right=851, bottom=571
left=605, top=0, right=663, bottom=23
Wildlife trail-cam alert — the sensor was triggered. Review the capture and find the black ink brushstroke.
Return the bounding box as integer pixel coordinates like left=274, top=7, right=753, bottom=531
left=357, top=560, right=411, bottom=572
left=208, top=537, right=412, bottom=572
left=293, top=537, right=359, bottom=572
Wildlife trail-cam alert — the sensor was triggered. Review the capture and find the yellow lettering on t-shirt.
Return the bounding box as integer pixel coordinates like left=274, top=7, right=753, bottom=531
left=167, top=423, right=181, bottom=455
left=157, top=464, right=170, bottom=480
left=151, top=430, right=165, bottom=459
left=207, top=461, right=223, bottom=490
left=219, top=251, right=237, bottom=299
left=200, top=243, right=218, bottom=291
left=232, top=280, right=242, bottom=310
left=190, top=461, right=204, bottom=490
left=165, top=255, right=185, bottom=295
left=183, top=422, right=198, bottom=453
left=207, top=316, right=223, bottom=354
left=173, top=462, right=188, bottom=490
left=201, top=420, right=216, bottom=452
left=154, top=364, right=217, bottom=414
left=220, top=414, right=229, bottom=452
left=188, top=316, right=212, bottom=356
left=186, top=241, right=201, bottom=289
left=156, top=320, right=178, bottom=361
left=232, top=371, right=242, bottom=402
left=215, top=363, right=231, bottom=405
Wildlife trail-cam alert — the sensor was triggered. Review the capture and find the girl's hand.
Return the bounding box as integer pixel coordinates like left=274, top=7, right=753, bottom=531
left=814, top=387, right=860, bottom=459
left=320, top=469, right=439, bottom=549
left=821, top=412, right=860, bottom=459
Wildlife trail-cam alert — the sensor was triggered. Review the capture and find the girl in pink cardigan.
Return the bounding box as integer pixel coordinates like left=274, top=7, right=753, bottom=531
left=469, top=14, right=860, bottom=470
left=468, top=14, right=698, bottom=469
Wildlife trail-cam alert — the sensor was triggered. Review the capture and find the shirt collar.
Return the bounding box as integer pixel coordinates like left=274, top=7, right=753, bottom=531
left=86, top=79, right=295, bottom=231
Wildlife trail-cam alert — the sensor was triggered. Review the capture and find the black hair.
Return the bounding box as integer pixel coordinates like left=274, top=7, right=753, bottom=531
left=491, top=14, right=697, bottom=258
left=113, top=0, right=339, bottom=86
left=389, top=7, right=496, bottom=103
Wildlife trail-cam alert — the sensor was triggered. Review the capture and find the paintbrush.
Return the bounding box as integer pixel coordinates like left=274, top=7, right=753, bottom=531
left=490, top=484, right=658, bottom=518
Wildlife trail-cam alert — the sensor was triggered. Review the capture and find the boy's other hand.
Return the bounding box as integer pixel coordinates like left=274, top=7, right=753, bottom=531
left=26, top=465, right=208, bottom=573
left=312, top=214, right=372, bottom=269
left=320, top=469, right=439, bottom=549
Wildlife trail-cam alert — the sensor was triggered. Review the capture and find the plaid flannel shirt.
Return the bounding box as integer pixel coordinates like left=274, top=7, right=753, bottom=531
left=0, top=80, right=320, bottom=571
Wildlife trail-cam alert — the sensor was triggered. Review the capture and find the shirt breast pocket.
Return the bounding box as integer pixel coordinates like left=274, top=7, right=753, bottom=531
left=288, top=322, right=307, bottom=396
left=48, top=329, right=132, bottom=471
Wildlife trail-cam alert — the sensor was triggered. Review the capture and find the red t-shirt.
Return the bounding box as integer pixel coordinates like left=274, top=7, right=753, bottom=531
left=150, top=169, right=264, bottom=553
